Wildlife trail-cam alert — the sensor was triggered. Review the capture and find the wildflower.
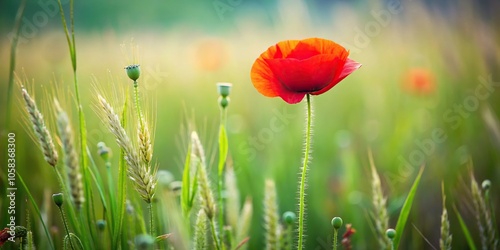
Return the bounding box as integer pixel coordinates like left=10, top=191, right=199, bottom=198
left=251, top=38, right=361, bottom=104
left=0, top=228, right=11, bottom=247
left=402, top=68, right=435, bottom=95
left=341, top=224, right=356, bottom=250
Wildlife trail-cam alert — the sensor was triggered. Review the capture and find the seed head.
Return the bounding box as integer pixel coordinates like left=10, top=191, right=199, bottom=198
left=217, top=82, right=232, bottom=97
left=52, top=193, right=64, bottom=207
left=125, top=64, right=141, bottom=81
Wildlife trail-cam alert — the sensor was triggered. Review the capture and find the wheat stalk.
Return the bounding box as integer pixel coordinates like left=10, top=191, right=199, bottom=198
left=440, top=183, right=452, bottom=250
left=191, top=131, right=221, bottom=249
left=192, top=131, right=216, bottom=219
left=236, top=197, right=253, bottom=250
left=55, top=99, right=84, bottom=210
left=194, top=209, right=208, bottom=250
left=225, top=161, right=240, bottom=231
left=369, top=150, right=390, bottom=250
left=471, top=173, right=497, bottom=250
left=22, top=88, right=58, bottom=167
left=264, top=179, right=279, bottom=250
left=98, top=95, right=156, bottom=203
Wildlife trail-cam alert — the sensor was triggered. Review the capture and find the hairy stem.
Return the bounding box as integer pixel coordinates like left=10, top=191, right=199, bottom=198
left=133, top=80, right=144, bottom=127
left=59, top=207, right=76, bottom=250
left=298, top=94, right=312, bottom=250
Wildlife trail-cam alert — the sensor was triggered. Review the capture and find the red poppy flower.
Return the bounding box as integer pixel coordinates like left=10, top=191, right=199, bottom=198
left=0, top=228, right=11, bottom=246
left=251, top=38, right=361, bottom=104
left=402, top=68, right=435, bottom=95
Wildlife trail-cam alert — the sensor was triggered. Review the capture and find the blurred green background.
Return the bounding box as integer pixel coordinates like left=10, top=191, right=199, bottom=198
left=1, top=0, right=500, bottom=249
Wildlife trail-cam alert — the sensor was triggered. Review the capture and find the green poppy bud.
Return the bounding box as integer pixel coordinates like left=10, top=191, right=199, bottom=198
left=283, top=211, right=296, bottom=225
left=134, top=234, right=154, bottom=250
left=125, top=64, right=141, bottom=81
left=386, top=228, right=396, bottom=240
left=97, top=142, right=110, bottom=160
left=217, top=82, right=232, bottom=97
left=52, top=193, right=64, bottom=207
left=331, top=217, right=343, bottom=229
left=219, top=96, right=229, bottom=109
left=97, top=220, right=106, bottom=231
left=482, top=179, right=491, bottom=190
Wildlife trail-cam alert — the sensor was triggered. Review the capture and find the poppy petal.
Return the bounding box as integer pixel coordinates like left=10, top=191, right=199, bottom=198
left=272, top=40, right=301, bottom=59
left=301, top=38, right=347, bottom=55
left=311, top=58, right=361, bottom=95
left=251, top=57, right=282, bottom=97
left=265, top=53, right=347, bottom=93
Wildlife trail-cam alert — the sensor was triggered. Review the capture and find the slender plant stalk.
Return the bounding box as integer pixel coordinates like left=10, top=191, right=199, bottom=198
left=114, top=88, right=129, bottom=248
left=59, top=206, right=76, bottom=250
left=148, top=202, right=154, bottom=236
left=6, top=0, right=25, bottom=128
left=333, top=229, right=338, bottom=250
left=18, top=174, right=55, bottom=250
left=218, top=105, right=228, bottom=238
left=56, top=0, right=95, bottom=244
left=298, top=94, right=312, bottom=250
left=133, top=81, right=144, bottom=126
left=209, top=219, right=222, bottom=250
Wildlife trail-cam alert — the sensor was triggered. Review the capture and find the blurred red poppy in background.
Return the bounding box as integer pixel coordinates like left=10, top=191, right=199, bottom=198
left=402, top=68, right=436, bottom=95
left=251, top=38, right=361, bottom=104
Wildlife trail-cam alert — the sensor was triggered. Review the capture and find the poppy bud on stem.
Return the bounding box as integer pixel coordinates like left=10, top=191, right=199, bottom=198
left=53, top=193, right=76, bottom=250
left=216, top=82, right=231, bottom=241
left=331, top=217, right=343, bottom=250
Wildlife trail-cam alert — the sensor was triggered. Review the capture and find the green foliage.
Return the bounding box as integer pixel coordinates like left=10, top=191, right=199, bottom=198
left=393, top=167, right=424, bottom=249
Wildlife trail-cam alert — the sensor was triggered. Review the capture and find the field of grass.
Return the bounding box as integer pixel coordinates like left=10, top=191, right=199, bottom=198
left=0, top=0, right=499, bottom=249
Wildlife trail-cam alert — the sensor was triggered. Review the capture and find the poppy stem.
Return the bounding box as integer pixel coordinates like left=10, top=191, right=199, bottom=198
left=298, top=94, right=312, bottom=250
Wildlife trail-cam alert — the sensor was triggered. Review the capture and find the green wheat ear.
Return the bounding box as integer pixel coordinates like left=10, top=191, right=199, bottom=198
left=22, top=88, right=58, bottom=167
left=471, top=172, right=497, bottom=250
left=264, top=179, right=280, bottom=250
left=194, top=209, right=208, bottom=250
left=368, top=150, right=389, bottom=249
left=440, top=183, right=452, bottom=250
left=55, top=99, right=84, bottom=210
left=191, top=131, right=221, bottom=250
left=235, top=197, right=253, bottom=250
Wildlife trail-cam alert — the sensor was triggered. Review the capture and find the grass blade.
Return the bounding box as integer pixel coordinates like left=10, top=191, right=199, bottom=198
left=18, top=174, right=55, bottom=250
left=181, top=142, right=192, bottom=218
left=113, top=90, right=129, bottom=248
left=6, top=0, right=25, bottom=128
left=453, top=205, right=478, bottom=250
left=393, top=166, right=424, bottom=249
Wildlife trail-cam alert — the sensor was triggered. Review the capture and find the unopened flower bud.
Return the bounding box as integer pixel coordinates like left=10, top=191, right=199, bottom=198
left=283, top=211, right=296, bottom=225
left=97, top=220, right=106, bottom=231
left=217, top=82, right=232, bottom=97
left=331, top=217, right=343, bottom=229
left=97, top=142, right=110, bottom=160
left=52, top=193, right=64, bottom=207
left=386, top=228, right=396, bottom=240
left=219, top=96, right=229, bottom=109
left=125, top=64, right=141, bottom=81
left=482, top=179, right=491, bottom=190
left=134, top=234, right=154, bottom=250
